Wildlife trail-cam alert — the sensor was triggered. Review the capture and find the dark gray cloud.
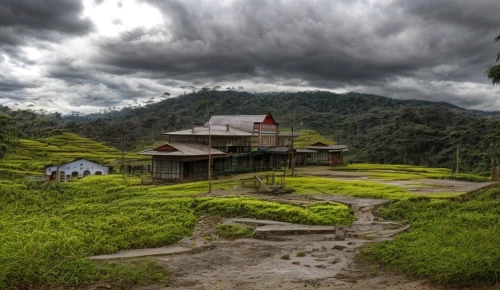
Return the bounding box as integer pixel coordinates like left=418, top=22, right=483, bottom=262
left=1, top=0, right=500, bottom=112
left=0, top=0, right=93, bottom=52
left=93, top=1, right=500, bottom=95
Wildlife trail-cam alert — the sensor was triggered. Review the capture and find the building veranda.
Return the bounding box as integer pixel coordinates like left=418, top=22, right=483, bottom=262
left=140, top=113, right=348, bottom=182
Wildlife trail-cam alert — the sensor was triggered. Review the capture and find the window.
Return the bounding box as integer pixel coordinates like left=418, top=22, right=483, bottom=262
left=262, top=135, right=275, bottom=146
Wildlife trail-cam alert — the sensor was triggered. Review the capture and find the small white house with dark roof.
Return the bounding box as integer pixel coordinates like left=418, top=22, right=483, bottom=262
left=45, top=159, right=110, bottom=182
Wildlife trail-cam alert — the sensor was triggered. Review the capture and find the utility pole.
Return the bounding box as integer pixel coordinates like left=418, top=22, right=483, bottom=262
left=291, top=122, right=295, bottom=177
left=455, top=141, right=461, bottom=174
left=122, top=131, right=125, bottom=181
left=208, top=119, right=212, bottom=193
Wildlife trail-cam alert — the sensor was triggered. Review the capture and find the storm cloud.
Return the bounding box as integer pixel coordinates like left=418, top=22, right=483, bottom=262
left=1, top=0, right=500, bottom=113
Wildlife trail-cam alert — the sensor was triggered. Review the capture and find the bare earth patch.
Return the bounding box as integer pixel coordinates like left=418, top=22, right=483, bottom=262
left=88, top=170, right=497, bottom=290
left=121, top=195, right=436, bottom=290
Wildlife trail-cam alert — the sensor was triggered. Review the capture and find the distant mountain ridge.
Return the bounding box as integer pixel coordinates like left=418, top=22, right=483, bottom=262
left=56, top=90, right=500, bottom=173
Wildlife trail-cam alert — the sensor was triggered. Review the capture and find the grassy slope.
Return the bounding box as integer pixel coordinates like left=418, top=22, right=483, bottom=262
left=0, top=175, right=354, bottom=289
left=283, top=129, right=336, bottom=147
left=331, top=163, right=489, bottom=182
left=0, top=132, right=150, bottom=176
left=1, top=131, right=496, bottom=288
left=361, top=187, right=500, bottom=285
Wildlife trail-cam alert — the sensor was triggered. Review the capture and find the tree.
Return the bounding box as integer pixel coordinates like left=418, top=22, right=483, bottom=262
left=486, top=35, right=500, bottom=85
left=0, top=113, right=17, bottom=158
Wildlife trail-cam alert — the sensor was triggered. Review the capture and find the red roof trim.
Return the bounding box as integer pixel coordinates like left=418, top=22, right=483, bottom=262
left=155, top=144, right=177, bottom=151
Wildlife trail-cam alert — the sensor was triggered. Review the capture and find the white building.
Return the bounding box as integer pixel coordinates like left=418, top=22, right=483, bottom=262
left=45, top=159, right=110, bottom=182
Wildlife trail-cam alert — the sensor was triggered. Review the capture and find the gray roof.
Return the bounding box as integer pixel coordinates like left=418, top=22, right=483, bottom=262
left=295, top=148, right=317, bottom=153
left=45, top=158, right=108, bottom=168
left=265, top=147, right=293, bottom=154
left=139, top=142, right=229, bottom=157
left=207, top=115, right=267, bottom=133
left=164, top=125, right=252, bottom=137
left=306, top=145, right=348, bottom=151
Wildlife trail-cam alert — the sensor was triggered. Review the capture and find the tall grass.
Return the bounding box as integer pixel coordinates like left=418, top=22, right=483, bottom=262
left=286, top=176, right=412, bottom=199
left=0, top=176, right=354, bottom=289
left=360, top=186, right=500, bottom=285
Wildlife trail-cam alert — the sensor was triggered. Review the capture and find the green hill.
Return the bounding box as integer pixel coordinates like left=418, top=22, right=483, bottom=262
left=61, top=90, right=500, bottom=173
left=291, top=129, right=336, bottom=147
left=3, top=90, right=500, bottom=173
left=0, top=132, right=149, bottom=177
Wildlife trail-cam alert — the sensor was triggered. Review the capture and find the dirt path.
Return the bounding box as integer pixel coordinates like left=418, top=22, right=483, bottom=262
left=90, top=170, right=496, bottom=290
left=100, top=195, right=432, bottom=290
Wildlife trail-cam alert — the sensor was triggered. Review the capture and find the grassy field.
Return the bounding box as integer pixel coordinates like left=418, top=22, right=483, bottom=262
left=331, top=163, right=489, bottom=182
left=0, top=175, right=354, bottom=289
left=1, top=132, right=497, bottom=288
left=285, top=176, right=412, bottom=199
left=0, top=132, right=149, bottom=177
left=361, top=186, right=500, bottom=285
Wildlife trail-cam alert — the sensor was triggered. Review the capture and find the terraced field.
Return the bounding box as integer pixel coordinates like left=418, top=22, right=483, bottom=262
left=0, top=132, right=149, bottom=176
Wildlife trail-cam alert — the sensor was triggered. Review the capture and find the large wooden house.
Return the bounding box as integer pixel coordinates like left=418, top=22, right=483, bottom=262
left=140, top=113, right=348, bottom=182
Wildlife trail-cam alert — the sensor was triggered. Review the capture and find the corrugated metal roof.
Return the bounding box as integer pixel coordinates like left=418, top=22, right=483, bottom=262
left=139, top=142, right=229, bottom=157
left=295, top=148, right=317, bottom=153
left=44, top=158, right=109, bottom=168
left=265, top=147, right=293, bottom=154
left=163, top=125, right=253, bottom=137
left=306, top=145, right=348, bottom=151
left=206, top=115, right=267, bottom=132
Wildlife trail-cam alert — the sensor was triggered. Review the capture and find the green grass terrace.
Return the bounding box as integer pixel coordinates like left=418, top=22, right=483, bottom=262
left=330, top=163, right=490, bottom=182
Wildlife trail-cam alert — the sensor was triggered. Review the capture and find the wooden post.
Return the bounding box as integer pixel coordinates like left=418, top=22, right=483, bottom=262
left=291, top=123, right=295, bottom=176
left=56, top=166, right=60, bottom=182
left=455, top=142, right=461, bottom=174
left=122, top=132, right=125, bottom=181
left=208, top=119, right=212, bottom=193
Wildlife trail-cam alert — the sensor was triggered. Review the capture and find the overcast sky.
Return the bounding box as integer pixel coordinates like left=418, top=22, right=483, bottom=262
left=0, top=0, right=500, bottom=113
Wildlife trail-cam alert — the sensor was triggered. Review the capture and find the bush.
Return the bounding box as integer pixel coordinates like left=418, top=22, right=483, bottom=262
left=216, top=224, right=254, bottom=240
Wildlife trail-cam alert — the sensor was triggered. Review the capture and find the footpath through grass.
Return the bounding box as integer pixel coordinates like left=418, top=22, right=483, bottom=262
left=0, top=175, right=353, bottom=289
left=361, top=185, right=500, bottom=286
left=331, top=163, right=489, bottom=182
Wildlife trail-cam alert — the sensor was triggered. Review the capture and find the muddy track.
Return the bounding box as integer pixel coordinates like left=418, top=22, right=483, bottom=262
left=89, top=171, right=498, bottom=290
left=102, top=194, right=438, bottom=290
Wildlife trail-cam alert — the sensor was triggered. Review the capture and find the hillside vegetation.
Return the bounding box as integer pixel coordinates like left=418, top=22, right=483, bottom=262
left=292, top=129, right=336, bottom=147
left=0, top=132, right=148, bottom=177
left=57, top=90, right=500, bottom=173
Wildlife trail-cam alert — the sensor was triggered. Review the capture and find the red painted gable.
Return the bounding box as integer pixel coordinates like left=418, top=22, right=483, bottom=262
left=262, top=112, right=278, bottom=125
left=155, top=144, right=177, bottom=151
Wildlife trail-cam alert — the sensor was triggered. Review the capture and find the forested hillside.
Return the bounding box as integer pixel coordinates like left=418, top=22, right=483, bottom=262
left=3, top=90, right=500, bottom=173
